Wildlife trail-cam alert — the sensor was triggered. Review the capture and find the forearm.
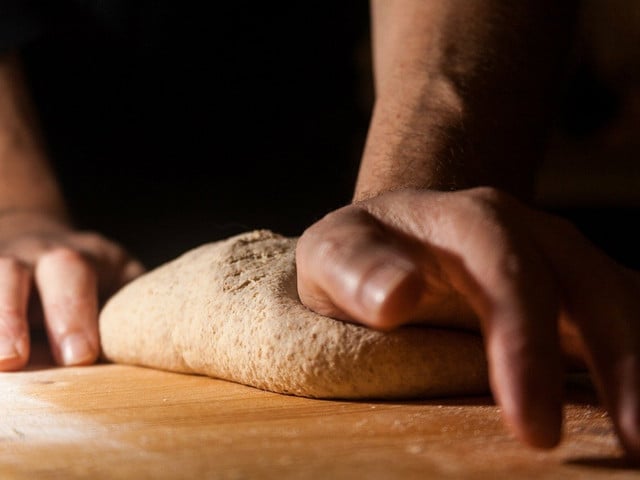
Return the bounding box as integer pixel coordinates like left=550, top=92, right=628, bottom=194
left=355, top=0, right=579, bottom=201
left=0, top=52, right=68, bottom=220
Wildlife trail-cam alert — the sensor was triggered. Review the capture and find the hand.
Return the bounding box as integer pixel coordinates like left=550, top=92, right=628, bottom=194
left=0, top=211, right=144, bottom=371
left=296, top=187, right=640, bottom=458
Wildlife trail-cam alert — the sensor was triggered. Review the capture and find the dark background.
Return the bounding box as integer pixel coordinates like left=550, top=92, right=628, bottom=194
left=19, top=2, right=371, bottom=267
left=12, top=2, right=640, bottom=270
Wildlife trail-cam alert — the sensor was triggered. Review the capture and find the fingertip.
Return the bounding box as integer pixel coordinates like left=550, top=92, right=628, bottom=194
left=58, top=331, right=99, bottom=366
left=489, top=332, right=564, bottom=450
left=0, top=256, right=32, bottom=371
left=497, top=377, right=563, bottom=449
left=619, top=418, right=640, bottom=463
left=502, top=400, right=563, bottom=449
left=611, top=360, right=640, bottom=461
left=0, top=333, right=30, bottom=371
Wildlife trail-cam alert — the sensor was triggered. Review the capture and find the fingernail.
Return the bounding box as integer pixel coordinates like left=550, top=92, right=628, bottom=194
left=0, top=337, right=20, bottom=361
left=359, top=259, right=416, bottom=314
left=60, top=333, right=96, bottom=366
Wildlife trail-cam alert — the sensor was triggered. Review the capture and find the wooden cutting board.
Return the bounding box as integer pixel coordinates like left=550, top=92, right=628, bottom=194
left=0, top=343, right=637, bottom=479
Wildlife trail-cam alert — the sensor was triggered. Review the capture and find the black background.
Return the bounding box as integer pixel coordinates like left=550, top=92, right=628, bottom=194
left=16, top=2, right=640, bottom=270
left=21, top=2, right=371, bottom=267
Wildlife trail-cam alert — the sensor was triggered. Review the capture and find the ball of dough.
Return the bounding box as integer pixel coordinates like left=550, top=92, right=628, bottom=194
left=99, top=230, right=488, bottom=399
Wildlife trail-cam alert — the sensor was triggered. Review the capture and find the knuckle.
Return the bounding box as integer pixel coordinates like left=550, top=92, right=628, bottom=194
left=42, top=246, right=83, bottom=262
left=39, top=246, right=92, bottom=271
left=0, top=255, right=28, bottom=274
left=466, top=186, right=510, bottom=204
left=491, top=251, right=525, bottom=285
left=299, top=207, right=374, bottom=260
left=72, top=231, right=103, bottom=247
left=315, top=228, right=377, bottom=266
left=462, top=186, right=518, bottom=219
left=123, top=258, right=145, bottom=277
left=316, top=235, right=346, bottom=261
left=73, top=230, right=113, bottom=250
left=547, top=214, right=581, bottom=239
left=0, top=305, right=22, bottom=325
left=77, top=230, right=105, bottom=241
left=2, top=234, right=60, bottom=257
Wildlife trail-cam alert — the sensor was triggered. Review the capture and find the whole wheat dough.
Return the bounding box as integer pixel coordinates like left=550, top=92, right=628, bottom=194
left=99, top=230, right=488, bottom=399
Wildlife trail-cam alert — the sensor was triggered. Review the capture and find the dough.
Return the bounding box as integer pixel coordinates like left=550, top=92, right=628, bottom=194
left=99, top=230, right=488, bottom=399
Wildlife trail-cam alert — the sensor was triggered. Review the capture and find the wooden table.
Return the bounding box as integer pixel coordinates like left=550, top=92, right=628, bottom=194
left=1, top=344, right=637, bottom=479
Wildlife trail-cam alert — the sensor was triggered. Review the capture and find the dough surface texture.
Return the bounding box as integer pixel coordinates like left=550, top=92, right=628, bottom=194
left=99, top=230, right=488, bottom=399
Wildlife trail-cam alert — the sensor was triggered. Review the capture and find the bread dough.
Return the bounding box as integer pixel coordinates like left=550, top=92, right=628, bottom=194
left=99, top=230, right=488, bottom=399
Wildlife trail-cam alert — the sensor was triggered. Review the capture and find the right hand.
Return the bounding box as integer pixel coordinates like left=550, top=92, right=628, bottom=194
left=0, top=211, right=145, bottom=371
left=296, top=187, right=640, bottom=458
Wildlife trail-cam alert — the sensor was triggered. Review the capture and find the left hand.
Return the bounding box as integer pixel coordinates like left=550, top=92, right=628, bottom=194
left=0, top=211, right=145, bottom=370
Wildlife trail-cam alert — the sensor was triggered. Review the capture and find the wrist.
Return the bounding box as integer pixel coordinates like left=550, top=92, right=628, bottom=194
left=354, top=90, right=468, bottom=202
left=354, top=87, right=541, bottom=202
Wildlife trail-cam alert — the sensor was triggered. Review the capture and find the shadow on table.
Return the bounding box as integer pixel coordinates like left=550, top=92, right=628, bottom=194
left=25, top=333, right=602, bottom=409
left=25, top=333, right=55, bottom=371
left=351, top=373, right=601, bottom=409
left=566, top=455, right=639, bottom=471
left=25, top=333, right=116, bottom=372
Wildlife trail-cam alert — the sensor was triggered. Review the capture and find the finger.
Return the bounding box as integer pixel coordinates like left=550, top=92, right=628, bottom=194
left=35, top=248, right=100, bottom=366
left=529, top=212, right=640, bottom=459
left=432, top=196, right=562, bottom=448
left=364, top=189, right=564, bottom=448
left=0, top=257, right=31, bottom=370
left=297, top=207, right=425, bottom=330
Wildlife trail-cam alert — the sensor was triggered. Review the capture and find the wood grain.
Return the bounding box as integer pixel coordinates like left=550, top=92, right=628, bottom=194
left=0, top=347, right=637, bottom=479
